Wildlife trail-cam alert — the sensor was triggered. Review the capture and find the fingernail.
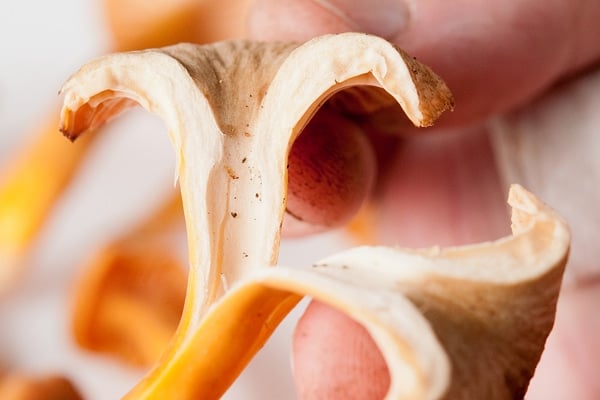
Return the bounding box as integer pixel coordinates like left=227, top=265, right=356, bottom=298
left=312, top=0, right=411, bottom=39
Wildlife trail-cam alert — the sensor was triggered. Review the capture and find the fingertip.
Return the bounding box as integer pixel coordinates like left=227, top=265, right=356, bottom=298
left=283, top=110, right=376, bottom=237
left=292, top=300, right=390, bottom=399
left=250, top=0, right=600, bottom=127
left=247, top=0, right=353, bottom=41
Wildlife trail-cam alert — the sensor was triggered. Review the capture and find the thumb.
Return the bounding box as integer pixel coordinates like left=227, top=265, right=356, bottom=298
left=248, top=0, right=600, bottom=127
left=248, top=0, right=408, bottom=43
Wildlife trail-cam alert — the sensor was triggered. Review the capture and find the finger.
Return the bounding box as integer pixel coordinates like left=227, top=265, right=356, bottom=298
left=292, top=128, right=509, bottom=398
left=525, top=281, right=600, bottom=399
left=282, top=108, right=376, bottom=237
left=373, top=127, right=509, bottom=247
left=248, top=0, right=409, bottom=42
left=292, top=300, right=390, bottom=400
left=248, top=0, right=600, bottom=127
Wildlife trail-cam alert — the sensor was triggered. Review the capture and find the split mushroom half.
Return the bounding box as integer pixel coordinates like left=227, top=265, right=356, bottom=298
left=58, top=33, right=569, bottom=399
left=0, top=0, right=246, bottom=293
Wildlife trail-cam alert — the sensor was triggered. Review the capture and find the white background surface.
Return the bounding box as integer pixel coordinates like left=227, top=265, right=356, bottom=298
left=0, top=1, right=350, bottom=398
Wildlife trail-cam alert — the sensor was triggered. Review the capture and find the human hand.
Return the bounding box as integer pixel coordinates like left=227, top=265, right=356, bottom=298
left=248, top=0, right=600, bottom=398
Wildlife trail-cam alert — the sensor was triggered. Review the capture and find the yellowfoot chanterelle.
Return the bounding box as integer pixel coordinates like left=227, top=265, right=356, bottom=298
left=58, top=33, right=570, bottom=400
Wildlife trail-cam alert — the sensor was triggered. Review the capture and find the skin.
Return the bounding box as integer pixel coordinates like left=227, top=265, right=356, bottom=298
left=247, top=0, right=600, bottom=399
left=284, top=108, right=376, bottom=236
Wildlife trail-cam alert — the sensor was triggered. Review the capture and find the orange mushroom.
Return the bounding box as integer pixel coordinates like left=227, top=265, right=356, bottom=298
left=71, top=193, right=187, bottom=367
left=103, top=0, right=251, bottom=51
left=0, top=117, right=94, bottom=291
left=0, top=373, right=83, bottom=400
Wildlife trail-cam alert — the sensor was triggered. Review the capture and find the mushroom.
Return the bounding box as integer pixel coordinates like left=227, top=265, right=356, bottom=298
left=0, top=372, right=83, bottom=400
left=58, top=33, right=569, bottom=399
left=103, top=0, right=251, bottom=51
left=0, top=0, right=246, bottom=292
left=0, top=116, right=94, bottom=292
left=71, top=193, right=187, bottom=367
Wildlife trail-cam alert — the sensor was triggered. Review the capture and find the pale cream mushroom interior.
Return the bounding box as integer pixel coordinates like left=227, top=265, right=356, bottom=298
left=58, top=33, right=570, bottom=399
